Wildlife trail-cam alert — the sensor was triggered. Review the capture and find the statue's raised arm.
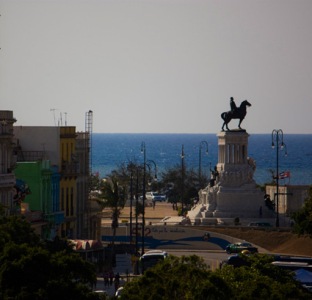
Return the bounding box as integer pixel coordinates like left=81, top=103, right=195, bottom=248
left=221, top=98, right=251, bottom=131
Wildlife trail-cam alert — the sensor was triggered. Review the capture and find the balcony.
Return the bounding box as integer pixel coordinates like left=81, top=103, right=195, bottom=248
left=61, top=161, right=79, bottom=177
left=16, top=151, right=45, bottom=162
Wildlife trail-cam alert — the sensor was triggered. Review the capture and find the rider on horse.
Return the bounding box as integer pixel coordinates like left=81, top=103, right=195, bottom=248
left=221, top=98, right=251, bottom=131
left=230, top=97, right=238, bottom=115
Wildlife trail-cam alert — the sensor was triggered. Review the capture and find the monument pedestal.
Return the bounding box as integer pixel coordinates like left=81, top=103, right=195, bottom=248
left=189, top=130, right=275, bottom=225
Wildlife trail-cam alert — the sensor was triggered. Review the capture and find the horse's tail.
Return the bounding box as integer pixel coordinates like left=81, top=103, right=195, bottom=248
left=221, top=112, right=227, bottom=121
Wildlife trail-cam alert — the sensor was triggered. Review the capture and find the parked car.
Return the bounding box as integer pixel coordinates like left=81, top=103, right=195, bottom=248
left=115, top=286, right=124, bottom=298
left=225, top=242, right=258, bottom=254
left=221, top=254, right=251, bottom=268
left=145, top=192, right=167, bottom=201
left=145, top=192, right=154, bottom=200
left=151, top=192, right=167, bottom=202
left=93, top=290, right=108, bottom=299
left=140, top=250, right=168, bottom=273
left=248, top=222, right=272, bottom=227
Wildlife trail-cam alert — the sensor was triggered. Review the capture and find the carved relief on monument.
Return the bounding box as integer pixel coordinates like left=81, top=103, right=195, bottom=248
left=217, top=159, right=256, bottom=187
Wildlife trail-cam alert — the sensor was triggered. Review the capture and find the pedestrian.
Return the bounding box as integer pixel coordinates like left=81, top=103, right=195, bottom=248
left=103, top=271, right=109, bottom=287
left=109, top=270, right=114, bottom=286
left=114, top=272, right=120, bottom=291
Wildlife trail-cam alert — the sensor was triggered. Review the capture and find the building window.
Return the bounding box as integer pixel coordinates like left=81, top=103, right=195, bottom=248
left=66, top=188, right=69, bottom=216
left=61, top=188, right=64, bottom=211
left=70, top=187, right=74, bottom=216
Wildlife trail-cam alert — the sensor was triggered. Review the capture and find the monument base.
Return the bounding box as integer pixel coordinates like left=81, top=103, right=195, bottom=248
left=189, top=130, right=277, bottom=225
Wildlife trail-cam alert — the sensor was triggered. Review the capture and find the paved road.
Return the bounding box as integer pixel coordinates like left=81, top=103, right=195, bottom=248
left=97, top=223, right=266, bottom=296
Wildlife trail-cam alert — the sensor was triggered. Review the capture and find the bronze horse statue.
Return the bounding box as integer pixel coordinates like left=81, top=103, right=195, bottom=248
left=221, top=100, right=251, bottom=131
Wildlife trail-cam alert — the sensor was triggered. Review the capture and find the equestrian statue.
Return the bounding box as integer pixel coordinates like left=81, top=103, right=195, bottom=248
left=221, top=97, right=251, bottom=131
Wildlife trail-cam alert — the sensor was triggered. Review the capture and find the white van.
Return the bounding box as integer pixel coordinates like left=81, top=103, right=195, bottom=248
left=140, top=250, right=168, bottom=273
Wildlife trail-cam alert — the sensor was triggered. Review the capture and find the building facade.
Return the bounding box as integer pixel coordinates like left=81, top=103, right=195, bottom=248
left=0, top=111, right=17, bottom=215
left=13, top=126, right=92, bottom=239
left=266, top=184, right=310, bottom=215
left=76, top=132, right=91, bottom=238
left=14, top=160, right=64, bottom=238
left=59, top=126, right=78, bottom=238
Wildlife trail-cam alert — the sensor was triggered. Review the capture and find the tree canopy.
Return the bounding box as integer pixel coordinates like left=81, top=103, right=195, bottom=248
left=98, top=176, right=127, bottom=231
left=120, top=254, right=311, bottom=300
left=159, top=165, right=202, bottom=205
left=292, top=186, right=312, bottom=237
left=103, top=162, right=207, bottom=216
left=0, top=209, right=100, bottom=300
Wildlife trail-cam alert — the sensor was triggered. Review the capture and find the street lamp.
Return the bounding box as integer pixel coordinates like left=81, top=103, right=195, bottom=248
left=127, top=162, right=137, bottom=246
left=271, top=129, right=287, bottom=227
left=141, top=142, right=146, bottom=255
left=129, top=158, right=156, bottom=258
left=134, top=168, right=140, bottom=274
left=129, top=170, right=133, bottom=244
left=199, top=141, right=209, bottom=187
left=181, top=144, right=185, bottom=214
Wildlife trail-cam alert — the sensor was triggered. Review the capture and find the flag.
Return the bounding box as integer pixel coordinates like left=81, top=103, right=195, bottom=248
left=279, top=171, right=290, bottom=179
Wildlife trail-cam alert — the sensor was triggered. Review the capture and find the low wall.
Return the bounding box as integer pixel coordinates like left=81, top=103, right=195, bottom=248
left=101, top=225, right=243, bottom=251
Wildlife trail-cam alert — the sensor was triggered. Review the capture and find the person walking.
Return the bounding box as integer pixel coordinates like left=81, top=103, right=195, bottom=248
left=114, top=272, right=120, bottom=292
left=109, top=270, right=114, bottom=286
left=103, top=271, right=109, bottom=287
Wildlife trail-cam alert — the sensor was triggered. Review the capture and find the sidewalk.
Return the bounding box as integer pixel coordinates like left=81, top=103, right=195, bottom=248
left=96, top=203, right=180, bottom=296
left=120, top=202, right=179, bottom=220
left=101, top=202, right=180, bottom=225
left=95, top=253, right=134, bottom=297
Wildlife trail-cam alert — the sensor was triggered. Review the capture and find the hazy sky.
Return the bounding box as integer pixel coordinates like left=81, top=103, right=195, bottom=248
left=1, top=0, right=312, bottom=134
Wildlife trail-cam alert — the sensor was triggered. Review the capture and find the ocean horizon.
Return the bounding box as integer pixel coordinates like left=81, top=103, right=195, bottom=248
left=91, top=133, right=312, bottom=186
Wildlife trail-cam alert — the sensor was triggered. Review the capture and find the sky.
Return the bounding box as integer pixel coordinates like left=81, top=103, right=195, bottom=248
left=1, top=0, right=312, bottom=134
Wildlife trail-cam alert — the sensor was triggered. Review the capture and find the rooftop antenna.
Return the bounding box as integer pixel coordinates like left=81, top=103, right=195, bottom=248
left=64, top=112, right=67, bottom=126
left=59, top=112, right=63, bottom=126
left=50, top=108, right=59, bottom=126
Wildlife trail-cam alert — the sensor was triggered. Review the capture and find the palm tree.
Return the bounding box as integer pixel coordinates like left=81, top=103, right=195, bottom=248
left=98, top=176, right=126, bottom=247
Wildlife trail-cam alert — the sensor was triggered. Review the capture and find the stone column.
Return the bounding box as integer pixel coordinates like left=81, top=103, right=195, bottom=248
left=217, top=130, right=249, bottom=175
left=213, top=130, right=264, bottom=218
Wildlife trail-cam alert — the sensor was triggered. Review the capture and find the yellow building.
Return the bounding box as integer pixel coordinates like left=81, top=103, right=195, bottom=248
left=59, top=126, right=78, bottom=238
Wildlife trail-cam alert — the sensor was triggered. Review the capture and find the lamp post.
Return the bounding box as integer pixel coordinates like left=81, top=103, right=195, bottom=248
left=134, top=168, right=140, bottom=274
left=181, top=144, right=185, bottom=214
left=129, top=170, right=133, bottom=244
left=129, top=157, right=156, bottom=258
left=271, top=129, right=286, bottom=228
left=141, top=142, right=146, bottom=255
left=199, top=141, right=209, bottom=187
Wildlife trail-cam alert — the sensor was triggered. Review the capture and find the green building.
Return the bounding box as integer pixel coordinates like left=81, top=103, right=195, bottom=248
left=14, top=160, right=64, bottom=239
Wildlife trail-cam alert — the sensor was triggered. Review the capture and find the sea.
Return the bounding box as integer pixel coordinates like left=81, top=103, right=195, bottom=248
left=92, top=133, right=312, bottom=186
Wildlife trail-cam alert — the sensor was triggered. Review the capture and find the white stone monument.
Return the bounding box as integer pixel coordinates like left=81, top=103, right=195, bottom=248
left=188, top=130, right=273, bottom=224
